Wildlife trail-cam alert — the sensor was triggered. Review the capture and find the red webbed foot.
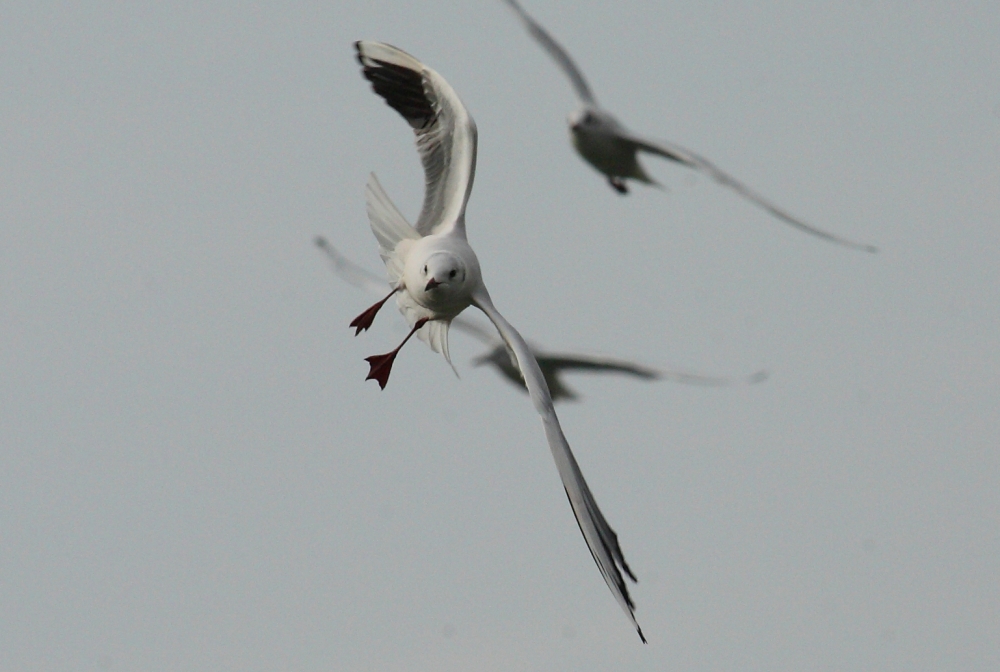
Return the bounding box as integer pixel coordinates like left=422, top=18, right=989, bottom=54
left=364, top=351, right=398, bottom=389
left=362, top=318, right=429, bottom=389
left=350, top=287, right=399, bottom=336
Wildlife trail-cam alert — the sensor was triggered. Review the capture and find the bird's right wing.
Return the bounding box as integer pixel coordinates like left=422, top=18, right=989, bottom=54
left=474, top=289, right=645, bottom=643
left=356, top=40, right=478, bottom=238
left=541, top=355, right=770, bottom=387
left=624, top=133, right=879, bottom=253
left=501, top=0, right=597, bottom=106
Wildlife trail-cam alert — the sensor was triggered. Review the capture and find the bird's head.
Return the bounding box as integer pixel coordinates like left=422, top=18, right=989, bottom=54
left=568, top=106, right=602, bottom=132
left=419, top=252, right=467, bottom=294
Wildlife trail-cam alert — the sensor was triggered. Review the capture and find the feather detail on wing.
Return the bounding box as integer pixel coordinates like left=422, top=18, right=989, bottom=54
left=501, top=0, right=597, bottom=106
left=365, top=174, right=419, bottom=255
left=474, top=289, right=645, bottom=643
left=355, top=40, right=477, bottom=238
left=623, top=134, right=879, bottom=253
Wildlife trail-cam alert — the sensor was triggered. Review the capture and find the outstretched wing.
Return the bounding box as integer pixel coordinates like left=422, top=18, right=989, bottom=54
left=501, top=0, right=597, bottom=106
left=539, top=355, right=660, bottom=380
left=355, top=40, right=478, bottom=237
left=474, top=289, right=646, bottom=643
left=624, top=133, right=878, bottom=253
left=473, top=347, right=657, bottom=402
left=542, top=356, right=770, bottom=387
left=314, top=235, right=392, bottom=295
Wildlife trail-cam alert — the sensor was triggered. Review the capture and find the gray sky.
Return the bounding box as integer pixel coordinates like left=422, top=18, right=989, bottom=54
left=2, top=1, right=999, bottom=670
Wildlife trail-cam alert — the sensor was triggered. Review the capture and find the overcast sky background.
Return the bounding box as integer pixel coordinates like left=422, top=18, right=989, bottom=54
left=2, top=1, right=999, bottom=670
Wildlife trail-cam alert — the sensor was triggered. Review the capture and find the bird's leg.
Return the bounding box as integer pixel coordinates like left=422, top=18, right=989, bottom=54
left=349, top=287, right=400, bottom=336
left=608, top=176, right=629, bottom=194
left=364, top=318, right=430, bottom=389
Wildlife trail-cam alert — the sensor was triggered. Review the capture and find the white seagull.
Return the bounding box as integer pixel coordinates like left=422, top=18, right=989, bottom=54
left=316, top=235, right=768, bottom=400
left=351, top=40, right=646, bottom=642
left=501, top=0, right=878, bottom=253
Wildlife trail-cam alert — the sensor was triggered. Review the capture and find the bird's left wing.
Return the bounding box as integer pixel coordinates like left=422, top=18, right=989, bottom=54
left=623, top=133, right=879, bottom=253
left=473, top=289, right=645, bottom=643
left=501, top=0, right=597, bottom=106
left=356, top=41, right=477, bottom=238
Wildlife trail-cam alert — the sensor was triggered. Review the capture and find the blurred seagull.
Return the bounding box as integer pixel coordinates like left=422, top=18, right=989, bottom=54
left=316, top=236, right=768, bottom=401
left=501, top=0, right=878, bottom=253
left=352, top=40, right=646, bottom=642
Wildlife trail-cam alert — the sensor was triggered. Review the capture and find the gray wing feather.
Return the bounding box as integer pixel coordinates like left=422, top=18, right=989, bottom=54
left=474, top=290, right=645, bottom=643
left=625, top=134, right=879, bottom=253
left=501, top=0, right=597, bottom=105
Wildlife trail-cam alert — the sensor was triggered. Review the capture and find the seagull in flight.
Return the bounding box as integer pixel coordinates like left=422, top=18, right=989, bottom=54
left=316, top=236, right=768, bottom=401
left=351, top=40, right=646, bottom=642
left=501, top=0, right=878, bottom=253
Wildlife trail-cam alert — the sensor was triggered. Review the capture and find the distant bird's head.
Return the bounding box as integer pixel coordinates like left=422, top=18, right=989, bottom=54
left=568, top=107, right=602, bottom=132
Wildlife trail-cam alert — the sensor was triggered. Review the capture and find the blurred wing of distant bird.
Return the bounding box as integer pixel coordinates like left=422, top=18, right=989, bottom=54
left=501, top=0, right=597, bottom=105
left=314, top=235, right=392, bottom=294
left=539, top=354, right=768, bottom=387
left=621, top=133, right=879, bottom=253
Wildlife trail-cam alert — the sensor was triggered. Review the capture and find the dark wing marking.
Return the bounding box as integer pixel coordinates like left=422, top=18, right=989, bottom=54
left=355, top=41, right=477, bottom=237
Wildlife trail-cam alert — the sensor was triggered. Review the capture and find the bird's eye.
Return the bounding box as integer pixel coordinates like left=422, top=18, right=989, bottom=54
left=448, top=270, right=457, bottom=279
left=423, top=264, right=428, bottom=274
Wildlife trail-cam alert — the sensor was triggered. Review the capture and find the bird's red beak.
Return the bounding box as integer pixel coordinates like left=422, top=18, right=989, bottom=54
left=425, top=278, right=441, bottom=291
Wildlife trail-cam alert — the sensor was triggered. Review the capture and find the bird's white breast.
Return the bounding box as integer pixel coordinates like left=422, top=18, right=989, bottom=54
left=402, top=234, right=481, bottom=317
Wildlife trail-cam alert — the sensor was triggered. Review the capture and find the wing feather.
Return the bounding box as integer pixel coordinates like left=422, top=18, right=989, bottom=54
left=355, top=41, right=478, bottom=237
left=474, top=289, right=645, bottom=643
left=364, top=173, right=419, bottom=256
left=624, top=134, right=879, bottom=253
left=501, top=0, right=597, bottom=105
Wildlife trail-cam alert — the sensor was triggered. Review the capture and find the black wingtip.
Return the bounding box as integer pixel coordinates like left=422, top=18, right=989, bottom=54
left=354, top=43, right=435, bottom=129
